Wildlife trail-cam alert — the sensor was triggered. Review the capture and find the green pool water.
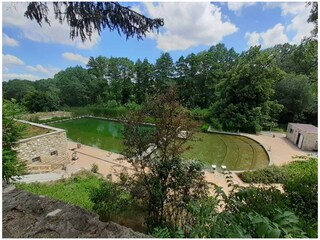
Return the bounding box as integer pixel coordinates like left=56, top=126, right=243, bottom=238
left=50, top=118, right=269, bottom=170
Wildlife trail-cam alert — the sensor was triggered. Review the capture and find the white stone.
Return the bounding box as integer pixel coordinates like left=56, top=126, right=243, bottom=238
left=46, top=208, right=62, bottom=217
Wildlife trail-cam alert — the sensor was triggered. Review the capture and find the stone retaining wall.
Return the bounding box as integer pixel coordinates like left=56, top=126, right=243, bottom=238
left=14, top=120, right=70, bottom=172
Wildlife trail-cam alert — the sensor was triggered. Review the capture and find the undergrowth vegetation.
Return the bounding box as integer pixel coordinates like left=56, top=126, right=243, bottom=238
left=238, top=157, right=318, bottom=237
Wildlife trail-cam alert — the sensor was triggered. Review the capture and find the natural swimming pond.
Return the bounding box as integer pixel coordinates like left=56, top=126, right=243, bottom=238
left=50, top=117, right=269, bottom=170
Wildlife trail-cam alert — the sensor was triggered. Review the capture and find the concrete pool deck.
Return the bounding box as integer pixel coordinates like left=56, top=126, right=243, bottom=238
left=53, top=133, right=312, bottom=194
left=242, top=132, right=311, bottom=166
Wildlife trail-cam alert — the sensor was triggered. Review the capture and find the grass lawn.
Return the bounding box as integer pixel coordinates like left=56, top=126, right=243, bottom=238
left=18, top=122, right=53, bottom=139
left=15, top=172, right=101, bottom=210
left=183, top=132, right=269, bottom=170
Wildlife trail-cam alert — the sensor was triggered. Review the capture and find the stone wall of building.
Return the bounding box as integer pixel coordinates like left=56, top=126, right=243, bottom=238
left=15, top=120, right=70, bottom=171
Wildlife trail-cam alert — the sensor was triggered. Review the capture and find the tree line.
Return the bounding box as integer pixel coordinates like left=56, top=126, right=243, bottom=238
left=3, top=39, right=317, bottom=133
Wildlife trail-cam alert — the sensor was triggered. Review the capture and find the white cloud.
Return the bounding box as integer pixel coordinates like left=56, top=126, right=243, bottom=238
left=287, top=7, right=313, bottom=44
left=3, top=73, right=41, bottom=81
left=138, top=2, right=238, bottom=51
left=26, top=64, right=49, bottom=74
left=3, top=54, right=24, bottom=66
left=3, top=34, right=19, bottom=47
left=3, top=67, right=9, bottom=72
left=260, top=23, right=288, bottom=48
left=244, top=32, right=261, bottom=47
left=227, top=2, right=255, bottom=15
left=2, top=2, right=100, bottom=49
left=26, top=64, right=61, bottom=76
left=264, top=2, right=305, bottom=16
left=62, top=52, right=89, bottom=64
left=245, top=23, right=289, bottom=48
left=263, top=3, right=313, bottom=44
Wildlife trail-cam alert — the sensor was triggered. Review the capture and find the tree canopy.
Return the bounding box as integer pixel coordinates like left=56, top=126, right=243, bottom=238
left=24, top=2, right=164, bottom=41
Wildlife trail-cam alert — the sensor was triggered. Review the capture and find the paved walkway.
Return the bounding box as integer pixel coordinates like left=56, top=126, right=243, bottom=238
left=13, top=173, right=63, bottom=183
left=21, top=134, right=313, bottom=194
left=242, top=132, right=311, bottom=166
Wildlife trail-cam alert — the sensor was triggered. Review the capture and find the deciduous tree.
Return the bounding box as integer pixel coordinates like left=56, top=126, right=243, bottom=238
left=121, top=88, right=208, bottom=231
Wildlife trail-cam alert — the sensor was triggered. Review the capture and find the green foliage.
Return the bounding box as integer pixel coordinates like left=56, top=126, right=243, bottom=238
left=247, top=209, right=305, bottom=238
left=214, top=46, right=284, bottom=133
left=154, top=52, right=174, bottom=91
left=239, top=157, right=317, bottom=185
left=239, top=165, right=287, bottom=184
left=90, top=180, right=132, bottom=221
left=3, top=79, right=36, bottom=102
left=200, top=123, right=209, bottom=132
left=182, top=184, right=306, bottom=238
left=226, top=186, right=289, bottom=220
left=238, top=157, right=318, bottom=237
left=23, top=90, right=60, bottom=112
left=4, top=40, right=317, bottom=128
left=283, top=158, right=318, bottom=226
left=125, top=101, right=142, bottom=111
left=122, top=89, right=208, bottom=231
left=2, top=148, right=27, bottom=184
left=16, top=172, right=101, bottom=210
left=25, top=2, right=163, bottom=42
left=275, top=74, right=313, bottom=123
left=152, top=227, right=171, bottom=238
left=190, top=108, right=211, bottom=121
left=210, top=117, right=223, bottom=130
left=2, top=99, right=27, bottom=183
left=91, top=163, right=99, bottom=173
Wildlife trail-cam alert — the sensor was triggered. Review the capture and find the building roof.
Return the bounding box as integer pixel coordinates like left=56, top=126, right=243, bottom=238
left=289, top=123, right=318, bottom=134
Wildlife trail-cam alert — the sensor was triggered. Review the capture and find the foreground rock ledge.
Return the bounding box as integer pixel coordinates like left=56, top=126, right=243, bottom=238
left=3, top=188, right=147, bottom=238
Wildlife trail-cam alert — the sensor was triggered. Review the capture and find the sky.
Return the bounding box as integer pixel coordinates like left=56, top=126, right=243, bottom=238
left=2, top=1, right=314, bottom=82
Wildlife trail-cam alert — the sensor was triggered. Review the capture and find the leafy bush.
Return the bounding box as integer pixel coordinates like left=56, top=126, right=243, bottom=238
left=282, top=158, right=318, bottom=237
left=105, top=100, right=119, bottom=108
left=144, top=116, right=156, bottom=124
left=238, top=157, right=318, bottom=238
left=90, top=181, right=132, bottom=221
left=125, top=101, right=142, bottom=111
left=210, top=117, right=223, bottom=130
left=239, top=165, right=287, bottom=184
left=184, top=194, right=305, bottom=238
left=226, top=186, right=289, bottom=219
left=200, top=123, right=209, bottom=132
left=190, top=107, right=211, bottom=121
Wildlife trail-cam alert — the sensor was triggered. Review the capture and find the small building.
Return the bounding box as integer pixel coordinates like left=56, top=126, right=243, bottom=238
left=286, top=123, right=318, bottom=151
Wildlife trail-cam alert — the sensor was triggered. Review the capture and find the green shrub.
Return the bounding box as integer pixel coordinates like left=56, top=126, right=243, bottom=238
left=105, top=100, right=119, bottom=108
left=210, top=118, right=223, bottom=130
left=200, top=123, right=209, bottom=132
left=90, top=181, right=132, bottom=221
left=226, top=186, right=289, bottom=219
left=125, top=101, right=142, bottom=111
left=238, top=157, right=318, bottom=238
left=190, top=107, right=211, bottom=121
left=282, top=158, right=318, bottom=237
left=239, top=165, right=287, bottom=184
left=144, top=116, right=156, bottom=124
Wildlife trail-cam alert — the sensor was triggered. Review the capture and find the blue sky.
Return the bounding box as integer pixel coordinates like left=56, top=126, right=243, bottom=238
left=2, top=2, right=314, bottom=81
